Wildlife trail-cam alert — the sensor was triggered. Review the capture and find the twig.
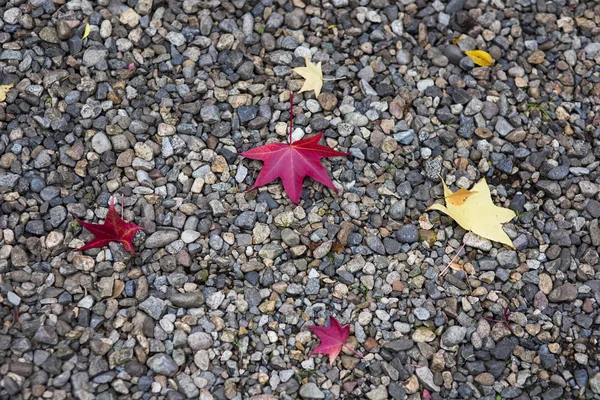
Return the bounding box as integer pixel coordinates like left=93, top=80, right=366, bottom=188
left=440, top=232, right=471, bottom=276
left=322, top=77, right=347, bottom=81
left=289, top=92, right=294, bottom=144
left=484, top=306, right=514, bottom=334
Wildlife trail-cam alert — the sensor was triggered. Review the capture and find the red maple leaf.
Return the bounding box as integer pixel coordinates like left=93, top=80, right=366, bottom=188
left=75, top=195, right=144, bottom=254
left=239, top=93, right=348, bottom=204
left=308, top=316, right=363, bottom=367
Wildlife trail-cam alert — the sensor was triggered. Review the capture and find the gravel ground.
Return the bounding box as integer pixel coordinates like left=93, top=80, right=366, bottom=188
left=1, top=0, right=600, bottom=399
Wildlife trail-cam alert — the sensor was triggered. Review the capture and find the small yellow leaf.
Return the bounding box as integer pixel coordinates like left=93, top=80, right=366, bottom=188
left=465, top=50, right=494, bottom=67
left=82, top=23, right=91, bottom=39
left=292, top=56, right=323, bottom=97
left=445, top=188, right=477, bottom=206
left=0, top=83, right=14, bottom=102
left=452, top=36, right=464, bottom=45
left=427, top=178, right=516, bottom=248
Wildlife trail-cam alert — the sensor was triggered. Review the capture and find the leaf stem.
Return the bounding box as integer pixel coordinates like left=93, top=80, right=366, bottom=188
left=343, top=344, right=364, bottom=359
left=289, top=92, right=294, bottom=144
left=322, top=77, right=347, bottom=81
left=440, top=232, right=471, bottom=276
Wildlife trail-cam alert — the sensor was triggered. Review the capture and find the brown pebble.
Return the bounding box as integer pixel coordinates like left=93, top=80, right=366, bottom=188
left=318, top=92, right=338, bottom=111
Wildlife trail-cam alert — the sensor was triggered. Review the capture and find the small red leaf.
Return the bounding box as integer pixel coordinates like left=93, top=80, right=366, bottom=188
left=308, top=316, right=351, bottom=367
left=75, top=196, right=143, bottom=254
left=239, top=93, right=347, bottom=204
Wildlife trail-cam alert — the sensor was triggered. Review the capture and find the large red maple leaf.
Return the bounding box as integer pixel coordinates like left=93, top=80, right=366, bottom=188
left=239, top=93, right=348, bottom=204
left=75, top=195, right=143, bottom=254
left=308, top=316, right=363, bottom=367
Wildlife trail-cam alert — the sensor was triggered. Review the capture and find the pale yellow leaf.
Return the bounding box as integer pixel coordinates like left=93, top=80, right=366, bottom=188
left=106, top=280, right=125, bottom=300
left=0, top=83, right=14, bottom=102
left=427, top=178, right=516, bottom=248
left=82, top=23, right=91, bottom=39
left=465, top=50, right=494, bottom=67
left=292, top=56, right=323, bottom=97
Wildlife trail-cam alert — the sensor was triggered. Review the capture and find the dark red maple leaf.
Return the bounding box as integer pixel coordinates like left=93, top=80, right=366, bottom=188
left=75, top=195, right=143, bottom=254
left=239, top=93, right=348, bottom=204
left=308, top=316, right=363, bottom=367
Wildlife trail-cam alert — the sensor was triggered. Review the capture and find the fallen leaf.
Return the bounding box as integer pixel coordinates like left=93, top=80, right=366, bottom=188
left=451, top=36, right=464, bottom=45
left=423, top=389, right=433, bottom=399
left=240, top=93, right=347, bottom=204
left=82, top=23, right=91, bottom=39
left=106, top=280, right=125, bottom=300
left=465, top=50, right=494, bottom=67
left=427, top=178, right=516, bottom=248
left=330, top=242, right=344, bottom=253
left=75, top=195, right=144, bottom=254
left=445, top=188, right=477, bottom=206
left=292, top=56, right=323, bottom=97
left=449, top=262, right=464, bottom=272
left=0, top=83, right=14, bottom=102
left=308, top=316, right=351, bottom=366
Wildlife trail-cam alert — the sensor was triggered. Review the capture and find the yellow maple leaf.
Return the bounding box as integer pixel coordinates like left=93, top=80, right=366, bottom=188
left=465, top=50, right=494, bottom=67
left=445, top=188, right=477, bottom=206
left=427, top=178, right=516, bottom=248
left=292, top=56, right=323, bottom=97
left=82, top=23, right=91, bottom=39
left=0, top=83, right=14, bottom=102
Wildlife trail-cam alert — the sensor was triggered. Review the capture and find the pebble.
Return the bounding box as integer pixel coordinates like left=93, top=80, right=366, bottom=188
left=299, top=382, right=324, bottom=399
left=146, top=354, right=178, bottom=377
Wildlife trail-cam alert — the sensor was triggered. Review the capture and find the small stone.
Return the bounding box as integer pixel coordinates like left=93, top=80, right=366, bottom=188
left=318, top=92, right=338, bottom=111
left=235, top=211, right=257, bottom=230
left=299, top=382, right=324, bottom=399
left=590, top=372, right=600, bottom=394
left=389, top=200, right=406, bottom=220
left=167, top=31, right=186, bottom=46
left=441, top=326, right=467, bottom=347
left=527, top=50, right=545, bottom=64
left=383, top=339, right=414, bottom=352
left=366, top=385, right=388, bottom=400
left=285, top=9, right=306, bottom=30
left=120, top=8, right=141, bottom=28
left=396, top=225, right=418, bottom=243
left=145, top=231, right=179, bottom=248
left=33, top=326, right=58, bottom=345
left=39, top=27, right=60, bottom=44
left=201, top=105, right=220, bottom=123
left=188, top=332, right=213, bottom=351
left=3, top=8, right=22, bottom=25
left=92, top=132, right=112, bottom=154
left=169, top=292, right=204, bottom=308
left=416, top=366, right=440, bottom=391
left=146, top=354, right=178, bottom=377
left=83, top=47, right=109, bottom=67
left=548, top=284, right=577, bottom=303
left=495, top=117, right=513, bottom=136
left=139, top=296, right=166, bottom=320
